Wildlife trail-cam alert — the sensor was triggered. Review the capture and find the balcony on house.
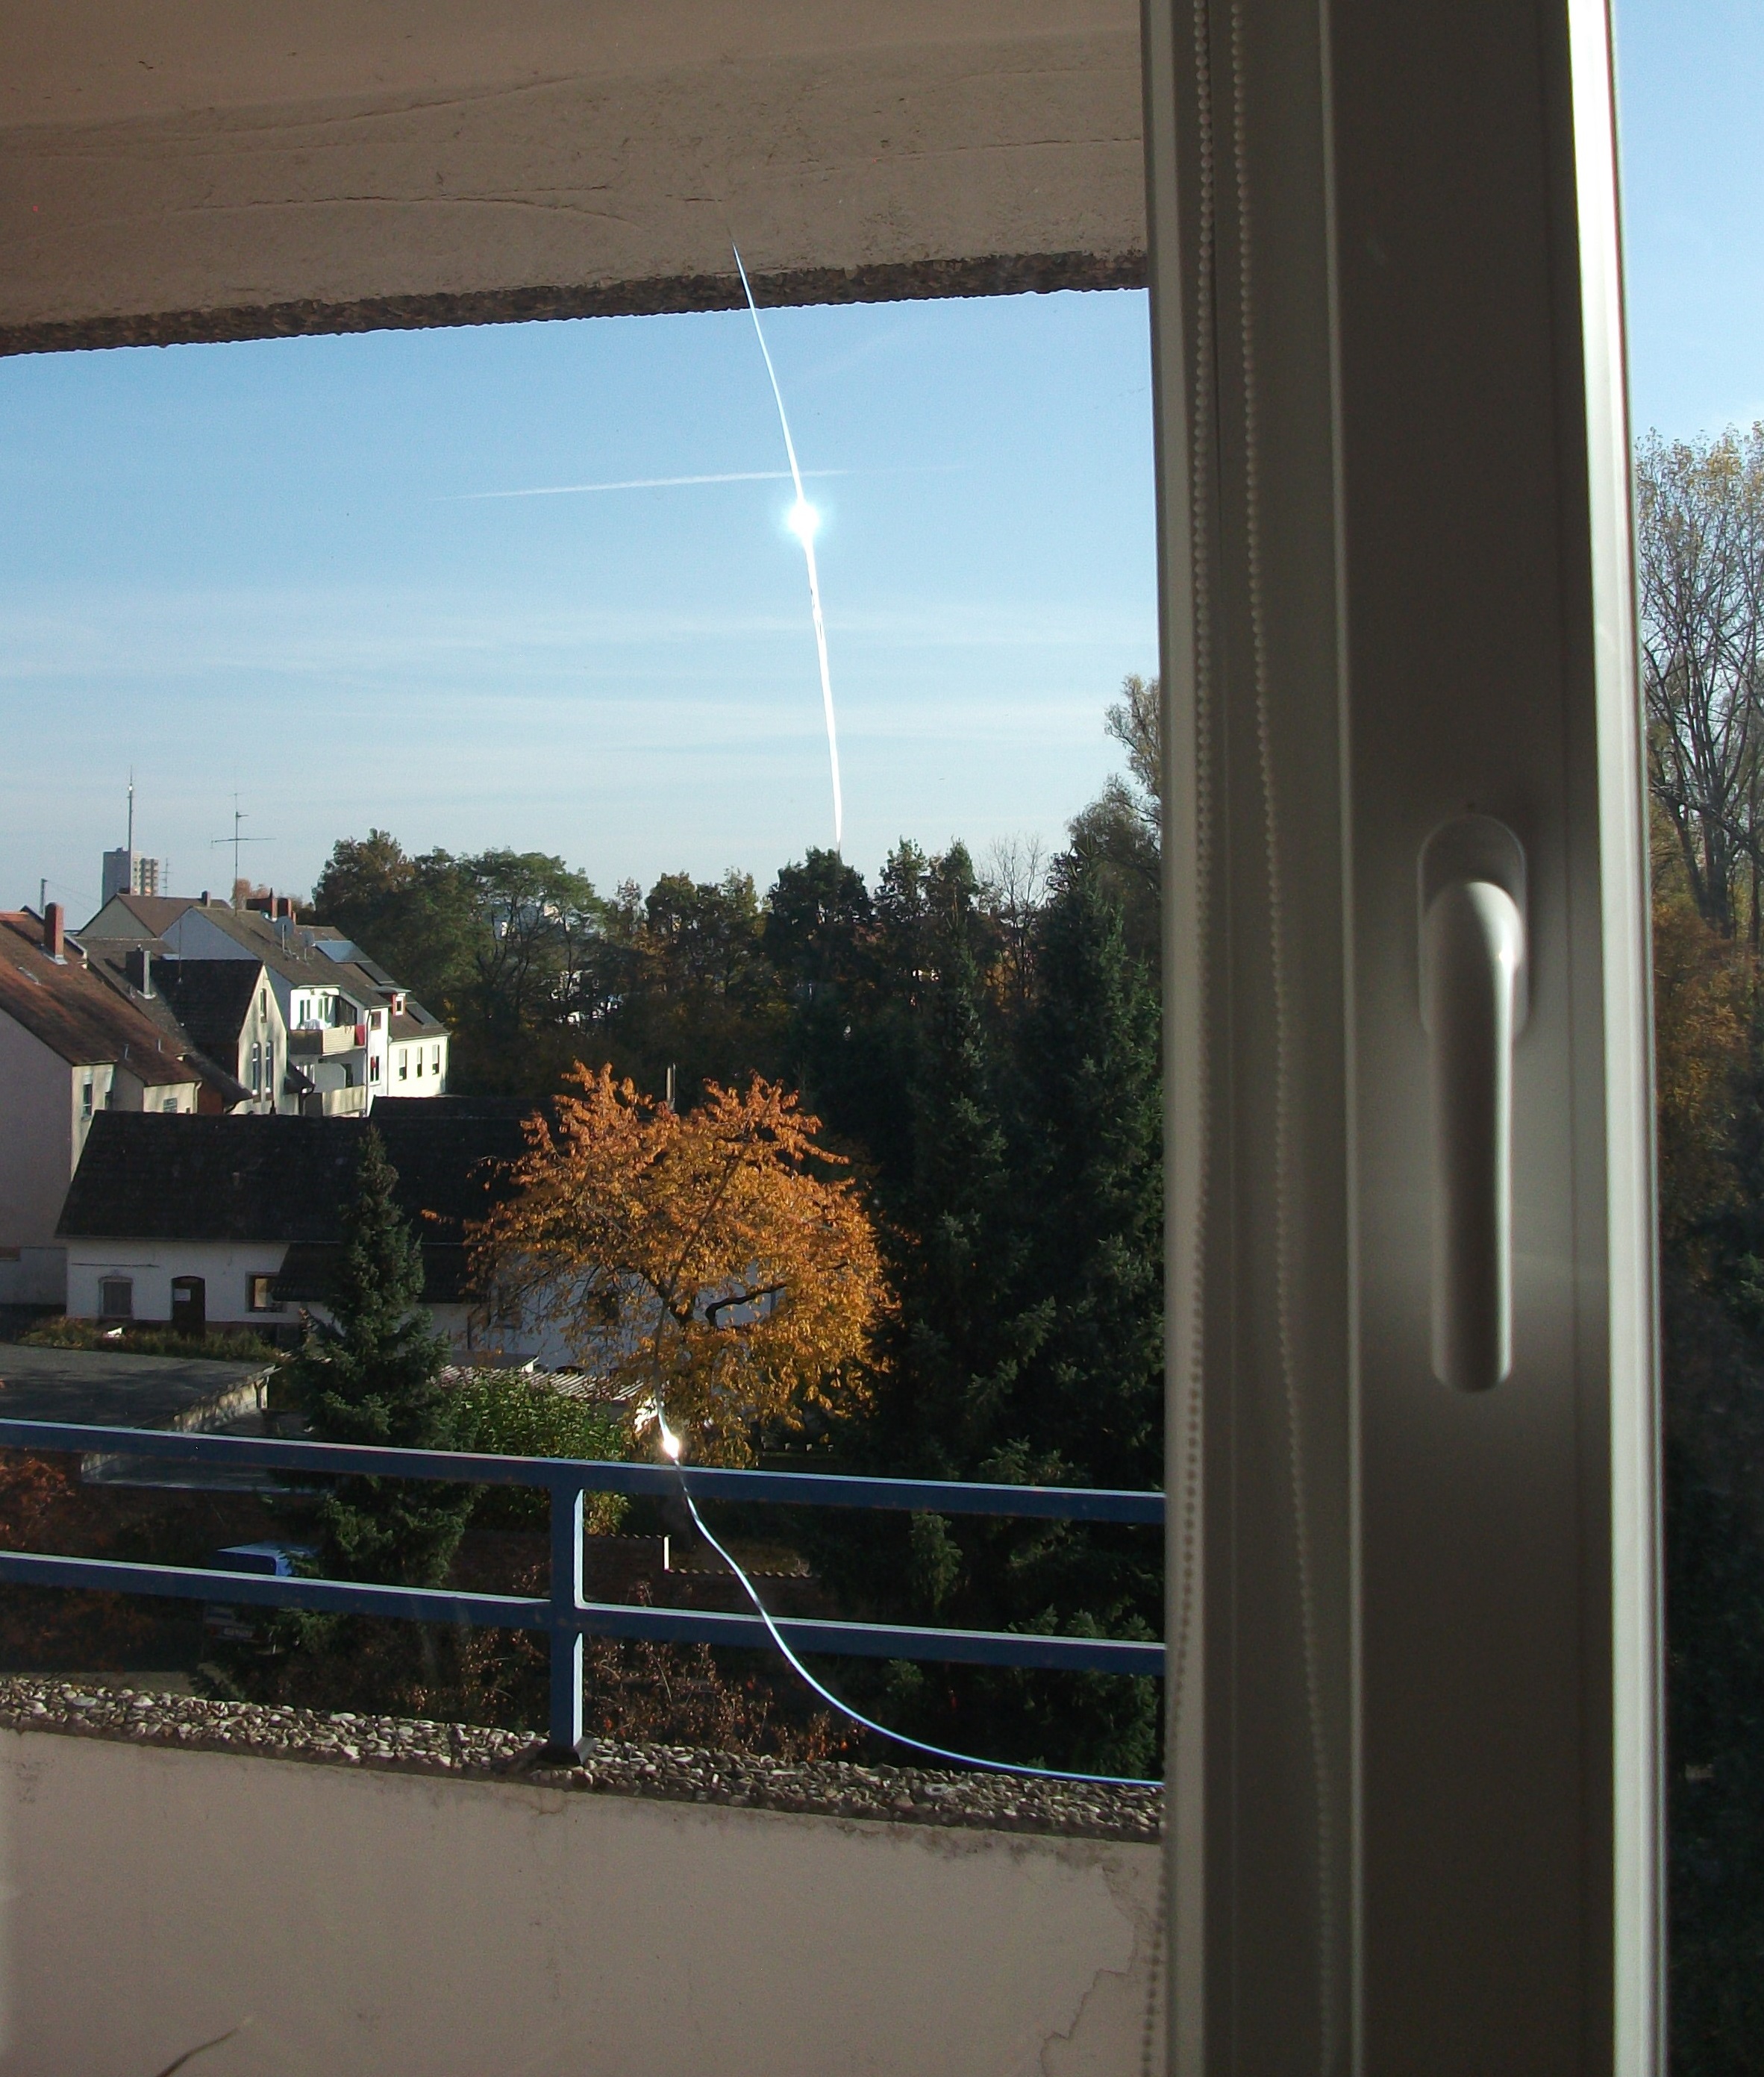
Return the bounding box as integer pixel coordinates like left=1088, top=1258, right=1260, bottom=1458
left=287, top=1023, right=367, bottom=1060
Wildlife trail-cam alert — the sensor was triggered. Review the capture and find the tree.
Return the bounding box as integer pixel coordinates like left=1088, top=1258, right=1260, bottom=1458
left=309, top=833, right=483, bottom=1036
left=763, top=848, right=874, bottom=993
left=1638, top=425, right=1764, bottom=939
left=1652, top=866, right=1748, bottom=1259
left=1069, top=671, right=1163, bottom=967
left=290, top=1130, right=470, bottom=1587
left=1018, top=855, right=1163, bottom=1491
left=578, top=870, right=786, bottom=1106
left=309, top=838, right=606, bottom=1094
left=311, top=829, right=416, bottom=923
left=807, top=852, right=1163, bottom=1776
left=883, top=872, right=1042, bottom=1478
left=471, top=1068, right=885, bottom=1459
left=983, top=834, right=1048, bottom=1011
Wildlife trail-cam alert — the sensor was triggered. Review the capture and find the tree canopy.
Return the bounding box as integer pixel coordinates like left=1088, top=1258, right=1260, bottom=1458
left=471, top=1068, right=885, bottom=1461
left=304, top=674, right=1167, bottom=1770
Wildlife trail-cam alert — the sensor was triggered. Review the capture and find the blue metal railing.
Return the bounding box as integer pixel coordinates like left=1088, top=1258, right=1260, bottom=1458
left=0, top=1418, right=1165, bottom=1760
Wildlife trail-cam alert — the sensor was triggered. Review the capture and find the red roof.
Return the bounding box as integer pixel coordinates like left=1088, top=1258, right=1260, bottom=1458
left=0, top=915, right=198, bottom=1085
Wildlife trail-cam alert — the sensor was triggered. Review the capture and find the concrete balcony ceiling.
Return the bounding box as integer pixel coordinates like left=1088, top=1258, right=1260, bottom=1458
left=0, top=0, right=1147, bottom=354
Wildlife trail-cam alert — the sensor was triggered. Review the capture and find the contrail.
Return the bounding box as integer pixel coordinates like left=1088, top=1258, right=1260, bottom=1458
left=442, top=469, right=842, bottom=502
left=733, top=243, right=843, bottom=852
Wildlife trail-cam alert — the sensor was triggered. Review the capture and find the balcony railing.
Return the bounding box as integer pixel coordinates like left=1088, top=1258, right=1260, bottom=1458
left=0, top=1418, right=1163, bottom=1762
left=289, top=1026, right=365, bottom=1058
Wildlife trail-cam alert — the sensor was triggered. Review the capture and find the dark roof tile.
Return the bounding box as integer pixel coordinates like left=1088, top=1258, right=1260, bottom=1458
left=56, top=1109, right=532, bottom=1245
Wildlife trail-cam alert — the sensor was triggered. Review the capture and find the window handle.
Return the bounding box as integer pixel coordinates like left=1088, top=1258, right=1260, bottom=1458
left=1419, top=817, right=1528, bottom=1391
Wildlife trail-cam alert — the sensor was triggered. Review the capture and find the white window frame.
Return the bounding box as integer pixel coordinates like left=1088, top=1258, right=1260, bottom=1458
left=1142, top=0, right=1659, bottom=2065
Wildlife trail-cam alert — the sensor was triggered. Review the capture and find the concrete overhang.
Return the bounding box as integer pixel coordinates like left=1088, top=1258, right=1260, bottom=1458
left=0, top=0, right=1147, bottom=354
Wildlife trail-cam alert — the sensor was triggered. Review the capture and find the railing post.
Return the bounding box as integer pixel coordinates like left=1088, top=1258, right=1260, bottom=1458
left=545, top=1481, right=587, bottom=1762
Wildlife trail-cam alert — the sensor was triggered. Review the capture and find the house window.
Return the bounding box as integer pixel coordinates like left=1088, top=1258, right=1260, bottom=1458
left=415, top=1053, right=424, bottom=1077
left=398, top=1050, right=409, bottom=1081
left=81, top=1076, right=94, bottom=1118
left=98, top=1276, right=133, bottom=1321
left=369, top=1055, right=381, bottom=1082
left=250, top=1040, right=261, bottom=1093
left=248, top=1274, right=281, bottom=1314
left=432, top=1046, right=441, bottom=1074
left=161, top=1097, right=178, bottom=1112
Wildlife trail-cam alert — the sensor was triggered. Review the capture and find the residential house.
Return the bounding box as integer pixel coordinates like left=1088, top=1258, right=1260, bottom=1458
left=80, top=936, right=287, bottom=1116
left=57, top=1103, right=532, bottom=1353
left=81, top=892, right=449, bottom=1114
left=0, top=906, right=231, bottom=1306
left=301, top=925, right=451, bottom=1097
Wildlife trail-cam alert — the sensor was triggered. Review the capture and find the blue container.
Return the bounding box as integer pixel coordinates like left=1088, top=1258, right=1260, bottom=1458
left=210, top=1542, right=313, bottom=1578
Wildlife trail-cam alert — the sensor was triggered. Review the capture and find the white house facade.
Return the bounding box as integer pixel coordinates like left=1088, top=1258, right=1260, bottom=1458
left=81, top=895, right=450, bottom=1115
left=57, top=1107, right=529, bottom=1353
left=0, top=907, right=204, bottom=1306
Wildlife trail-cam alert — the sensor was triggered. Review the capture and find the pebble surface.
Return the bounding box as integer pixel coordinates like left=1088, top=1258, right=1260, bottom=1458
left=0, top=1676, right=1163, bottom=1843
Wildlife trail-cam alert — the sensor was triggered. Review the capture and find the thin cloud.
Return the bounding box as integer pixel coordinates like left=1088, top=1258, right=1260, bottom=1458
left=441, top=469, right=836, bottom=503
left=438, top=463, right=960, bottom=503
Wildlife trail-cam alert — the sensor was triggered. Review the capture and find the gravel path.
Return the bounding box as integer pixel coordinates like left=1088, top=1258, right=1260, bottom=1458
left=0, top=1676, right=1163, bottom=1843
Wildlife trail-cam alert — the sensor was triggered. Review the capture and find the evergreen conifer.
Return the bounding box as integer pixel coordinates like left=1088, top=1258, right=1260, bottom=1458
left=293, top=1129, right=470, bottom=1587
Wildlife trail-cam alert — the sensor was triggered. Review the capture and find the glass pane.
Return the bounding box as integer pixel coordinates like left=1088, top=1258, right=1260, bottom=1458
left=0, top=289, right=1163, bottom=1781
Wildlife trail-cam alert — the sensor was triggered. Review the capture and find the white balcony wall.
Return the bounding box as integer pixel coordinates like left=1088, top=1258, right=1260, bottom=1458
left=0, top=1729, right=1163, bottom=2077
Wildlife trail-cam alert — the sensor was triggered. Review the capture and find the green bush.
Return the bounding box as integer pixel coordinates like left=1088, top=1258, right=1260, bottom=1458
left=449, top=1370, right=632, bottom=1532
left=20, top=1317, right=284, bottom=1365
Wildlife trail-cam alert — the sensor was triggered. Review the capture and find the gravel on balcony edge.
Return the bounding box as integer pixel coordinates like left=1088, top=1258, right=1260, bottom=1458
left=0, top=1676, right=1163, bottom=1844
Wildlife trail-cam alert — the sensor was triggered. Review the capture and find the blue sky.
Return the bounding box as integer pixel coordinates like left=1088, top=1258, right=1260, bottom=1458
left=1616, top=0, right=1764, bottom=437
left=0, top=294, right=1157, bottom=917
left=0, top=0, right=1756, bottom=918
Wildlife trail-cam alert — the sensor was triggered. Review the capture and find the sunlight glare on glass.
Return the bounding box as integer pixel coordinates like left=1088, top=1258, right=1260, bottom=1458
left=786, top=497, right=822, bottom=545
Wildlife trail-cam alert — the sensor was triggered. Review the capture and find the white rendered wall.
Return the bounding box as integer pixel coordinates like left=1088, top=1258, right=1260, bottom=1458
left=232, top=970, right=288, bottom=1115
left=0, top=1017, right=81, bottom=1256
left=0, top=1729, right=1161, bottom=2077
left=106, top=1069, right=201, bottom=1115
left=65, top=1238, right=289, bottom=1327
left=387, top=1034, right=448, bottom=1097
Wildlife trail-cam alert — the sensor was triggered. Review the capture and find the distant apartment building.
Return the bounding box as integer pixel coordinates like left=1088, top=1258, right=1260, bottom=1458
left=80, top=892, right=450, bottom=1115
left=0, top=906, right=224, bottom=1306
left=100, top=848, right=167, bottom=903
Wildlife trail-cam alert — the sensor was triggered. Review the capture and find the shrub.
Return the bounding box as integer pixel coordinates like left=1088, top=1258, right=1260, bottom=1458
left=20, top=1318, right=284, bottom=1365
left=448, top=1370, right=631, bottom=1532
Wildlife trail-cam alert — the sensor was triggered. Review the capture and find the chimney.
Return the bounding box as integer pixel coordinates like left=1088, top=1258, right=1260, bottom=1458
left=43, top=903, right=64, bottom=961
left=127, top=944, right=154, bottom=997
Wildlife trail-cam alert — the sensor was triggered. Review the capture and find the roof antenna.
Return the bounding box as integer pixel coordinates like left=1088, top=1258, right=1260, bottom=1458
left=209, top=793, right=274, bottom=904
left=127, top=768, right=135, bottom=856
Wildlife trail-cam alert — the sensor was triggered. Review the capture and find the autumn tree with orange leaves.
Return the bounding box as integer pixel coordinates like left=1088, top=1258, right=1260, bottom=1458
left=470, top=1067, right=885, bottom=1459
